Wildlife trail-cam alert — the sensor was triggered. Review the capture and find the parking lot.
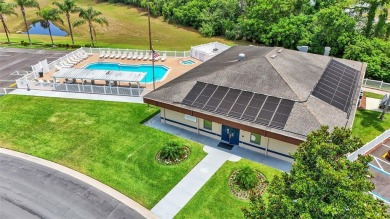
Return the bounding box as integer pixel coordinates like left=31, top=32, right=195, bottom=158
left=369, top=140, right=390, bottom=203
left=0, top=47, right=67, bottom=88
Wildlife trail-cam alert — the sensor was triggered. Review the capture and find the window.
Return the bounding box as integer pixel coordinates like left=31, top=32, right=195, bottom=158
left=203, top=120, right=212, bottom=130
left=250, top=133, right=261, bottom=144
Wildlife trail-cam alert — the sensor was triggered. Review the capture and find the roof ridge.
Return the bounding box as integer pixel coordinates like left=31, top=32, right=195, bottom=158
left=264, top=48, right=300, bottom=101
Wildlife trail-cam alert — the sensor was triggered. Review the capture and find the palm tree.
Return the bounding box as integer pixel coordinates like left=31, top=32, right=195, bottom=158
left=15, top=0, right=39, bottom=45
left=0, top=0, right=17, bottom=44
left=35, top=7, right=64, bottom=46
left=52, top=0, right=80, bottom=45
left=73, top=7, right=107, bottom=47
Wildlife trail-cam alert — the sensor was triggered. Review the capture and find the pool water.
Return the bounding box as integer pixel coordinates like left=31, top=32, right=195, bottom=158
left=26, top=21, right=68, bottom=36
left=85, top=62, right=169, bottom=83
left=181, top=60, right=195, bottom=65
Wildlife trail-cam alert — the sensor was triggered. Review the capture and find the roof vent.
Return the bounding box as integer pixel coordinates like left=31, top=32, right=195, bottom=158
left=238, top=53, right=245, bottom=61
left=213, top=48, right=218, bottom=52
left=277, top=48, right=284, bottom=53
left=324, top=47, right=331, bottom=56
left=297, top=46, right=309, bottom=53
left=271, top=54, right=277, bottom=59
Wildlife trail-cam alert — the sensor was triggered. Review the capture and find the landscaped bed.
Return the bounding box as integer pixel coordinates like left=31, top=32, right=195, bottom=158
left=0, top=95, right=206, bottom=209
left=352, top=109, right=390, bottom=144
left=175, top=159, right=280, bottom=219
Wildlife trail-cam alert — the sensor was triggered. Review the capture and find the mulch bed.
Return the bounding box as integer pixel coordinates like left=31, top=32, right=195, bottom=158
left=228, top=169, right=268, bottom=200
left=155, top=146, right=190, bottom=165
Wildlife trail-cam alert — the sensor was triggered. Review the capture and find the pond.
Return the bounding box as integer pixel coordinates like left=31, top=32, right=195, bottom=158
left=25, top=21, right=68, bottom=36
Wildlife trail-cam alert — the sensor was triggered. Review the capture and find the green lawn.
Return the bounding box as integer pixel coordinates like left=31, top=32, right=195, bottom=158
left=0, top=0, right=243, bottom=50
left=0, top=95, right=206, bottom=209
left=365, top=91, right=384, bottom=100
left=175, top=159, right=281, bottom=219
left=352, top=109, right=390, bottom=144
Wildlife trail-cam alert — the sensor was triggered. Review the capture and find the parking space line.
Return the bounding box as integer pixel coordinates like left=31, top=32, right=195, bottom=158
left=374, top=156, right=384, bottom=170
left=375, top=156, right=390, bottom=167
left=382, top=144, right=390, bottom=149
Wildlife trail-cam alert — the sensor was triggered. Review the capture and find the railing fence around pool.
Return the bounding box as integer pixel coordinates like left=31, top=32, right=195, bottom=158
left=81, top=47, right=191, bottom=59
left=363, top=79, right=390, bottom=92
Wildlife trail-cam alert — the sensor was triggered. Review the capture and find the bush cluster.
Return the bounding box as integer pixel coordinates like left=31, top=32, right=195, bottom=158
left=235, top=167, right=258, bottom=190
left=159, top=141, right=185, bottom=162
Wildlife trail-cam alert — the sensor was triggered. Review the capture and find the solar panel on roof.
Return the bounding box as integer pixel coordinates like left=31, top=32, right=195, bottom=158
left=312, top=59, right=360, bottom=113
left=181, top=82, right=295, bottom=129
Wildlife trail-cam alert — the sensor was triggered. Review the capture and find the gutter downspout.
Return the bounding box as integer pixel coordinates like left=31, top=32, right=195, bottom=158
left=163, top=108, right=166, bottom=124
left=265, top=137, right=270, bottom=156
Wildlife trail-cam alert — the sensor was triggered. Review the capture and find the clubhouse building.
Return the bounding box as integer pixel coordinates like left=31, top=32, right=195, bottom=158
left=143, top=46, right=366, bottom=161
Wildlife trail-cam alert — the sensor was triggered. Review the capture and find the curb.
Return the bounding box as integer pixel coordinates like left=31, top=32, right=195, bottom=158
left=0, top=148, right=158, bottom=219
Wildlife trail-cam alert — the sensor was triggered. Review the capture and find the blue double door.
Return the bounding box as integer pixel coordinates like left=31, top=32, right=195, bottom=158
left=221, top=125, right=240, bottom=145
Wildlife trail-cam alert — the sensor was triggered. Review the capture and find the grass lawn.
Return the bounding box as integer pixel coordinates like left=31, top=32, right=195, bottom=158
left=352, top=109, right=390, bottom=144
left=0, top=0, right=244, bottom=50
left=365, top=91, right=384, bottom=100
left=0, top=95, right=206, bottom=209
left=175, top=159, right=281, bottom=219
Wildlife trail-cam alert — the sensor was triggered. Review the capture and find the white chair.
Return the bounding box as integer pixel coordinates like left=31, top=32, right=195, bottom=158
left=61, top=60, right=73, bottom=67
left=115, top=51, right=121, bottom=59
left=161, top=53, right=167, bottom=62
left=127, top=52, right=133, bottom=59
left=110, top=51, right=116, bottom=59
left=99, top=51, right=105, bottom=58
left=121, top=51, right=127, bottom=59
left=104, top=51, right=111, bottom=58
left=154, top=54, right=160, bottom=61
left=149, top=54, right=154, bottom=61
left=137, top=52, right=144, bottom=60
left=143, top=52, right=149, bottom=61
left=68, top=57, right=79, bottom=64
left=72, top=55, right=83, bottom=62
left=132, top=51, right=138, bottom=60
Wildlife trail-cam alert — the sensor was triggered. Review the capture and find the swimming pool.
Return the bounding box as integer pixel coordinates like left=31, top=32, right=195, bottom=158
left=181, top=60, right=196, bottom=65
left=85, top=62, right=170, bottom=83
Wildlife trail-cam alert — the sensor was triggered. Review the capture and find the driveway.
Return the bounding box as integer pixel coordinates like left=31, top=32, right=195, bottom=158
left=0, top=154, right=145, bottom=219
left=0, top=47, right=67, bottom=88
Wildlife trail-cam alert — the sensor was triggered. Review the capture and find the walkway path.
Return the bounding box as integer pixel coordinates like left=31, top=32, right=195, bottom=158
left=151, top=146, right=241, bottom=219
left=0, top=148, right=157, bottom=219
left=363, top=87, right=388, bottom=95
left=10, top=89, right=144, bottom=103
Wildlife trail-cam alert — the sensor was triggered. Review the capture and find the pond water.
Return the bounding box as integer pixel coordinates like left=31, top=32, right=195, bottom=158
left=25, top=21, right=68, bottom=36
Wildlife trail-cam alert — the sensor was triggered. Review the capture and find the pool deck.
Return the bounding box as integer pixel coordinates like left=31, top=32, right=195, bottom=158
left=41, top=54, right=201, bottom=90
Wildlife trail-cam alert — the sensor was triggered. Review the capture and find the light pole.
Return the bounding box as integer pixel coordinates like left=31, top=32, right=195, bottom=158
left=147, top=1, right=155, bottom=90
left=379, top=94, right=389, bottom=121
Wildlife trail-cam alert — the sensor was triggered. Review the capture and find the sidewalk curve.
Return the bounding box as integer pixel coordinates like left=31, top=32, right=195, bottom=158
left=0, top=148, right=157, bottom=219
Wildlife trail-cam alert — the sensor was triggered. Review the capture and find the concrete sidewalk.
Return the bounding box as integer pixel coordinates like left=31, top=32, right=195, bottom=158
left=10, top=89, right=144, bottom=103
left=151, top=146, right=240, bottom=219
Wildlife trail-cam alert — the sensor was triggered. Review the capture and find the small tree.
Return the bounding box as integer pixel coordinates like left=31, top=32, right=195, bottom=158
left=235, top=167, right=258, bottom=190
left=160, top=141, right=185, bottom=162
left=0, top=0, right=17, bottom=44
left=15, top=0, right=39, bottom=45
left=73, top=7, right=108, bottom=47
left=243, top=126, right=390, bottom=219
left=52, top=0, right=80, bottom=45
left=35, top=7, right=64, bottom=46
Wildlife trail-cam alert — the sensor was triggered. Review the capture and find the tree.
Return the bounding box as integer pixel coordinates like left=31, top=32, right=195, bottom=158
left=15, top=0, right=39, bottom=45
left=0, top=0, right=17, bottom=44
left=243, top=126, right=389, bottom=219
left=73, top=7, right=108, bottom=47
left=53, top=0, right=80, bottom=45
left=35, top=7, right=64, bottom=46
left=355, top=0, right=390, bottom=38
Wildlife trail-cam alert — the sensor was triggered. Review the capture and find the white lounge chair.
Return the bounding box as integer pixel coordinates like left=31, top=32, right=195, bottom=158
left=61, top=60, right=73, bottom=68
left=110, top=51, right=116, bottom=59
left=137, top=52, right=144, bottom=60
left=154, top=54, right=160, bottom=61
left=127, top=52, right=133, bottom=59
left=104, top=51, right=111, bottom=58
left=71, top=55, right=83, bottom=62
left=161, top=53, right=167, bottom=62
left=143, top=53, right=149, bottom=61
left=67, top=57, right=78, bottom=64
left=132, top=51, right=138, bottom=60
left=79, top=51, right=89, bottom=59
left=121, top=52, right=127, bottom=59
left=99, top=51, right=105, bottom=58
left=55, top=65, right=62, bottom=70
left=115, top=51, right=121, bottom=59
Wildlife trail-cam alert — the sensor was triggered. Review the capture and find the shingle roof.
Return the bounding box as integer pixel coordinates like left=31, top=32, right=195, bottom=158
left=144, top=46, right=365, bottom=140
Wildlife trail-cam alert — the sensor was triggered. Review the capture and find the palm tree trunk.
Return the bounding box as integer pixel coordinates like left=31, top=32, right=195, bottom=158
left=48, top=23, right=54, bottom=46
left=89, top=22, right=94, bottom=47
left=66, top=13, right=74, bottom=45
left=21, top=7, right=32, bottom=45
left=0, top=15, right=10, bottom=44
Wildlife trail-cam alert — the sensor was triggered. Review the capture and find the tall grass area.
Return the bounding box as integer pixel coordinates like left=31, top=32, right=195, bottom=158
left=0, top=0, right=239, bottom=50
left=352, top=110, right=390, bottom=144
left=0, top=95, right=206, bottom=208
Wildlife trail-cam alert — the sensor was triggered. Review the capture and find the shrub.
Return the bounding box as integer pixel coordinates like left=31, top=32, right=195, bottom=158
left=235, top=167, right=258, bottom=190
left=20, top=40, right=24, bottom=45
left=160, top=141, right=185, bottom=161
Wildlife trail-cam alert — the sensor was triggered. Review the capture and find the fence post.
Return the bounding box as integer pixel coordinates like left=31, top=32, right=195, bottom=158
left=175, top=51, right=177, bottom=58
left=3, top=88, right=6, bottom=94
left=65, top=83, right=68, bottom=92
left=130, top=87, right=133, bottom=96
left=78, top=83, right=81, bottom=92
left=103, top=85, right=106, bottom=94
left=381, top=80, right=383, bottom=89
left=91, top=84, right=93, bottom=93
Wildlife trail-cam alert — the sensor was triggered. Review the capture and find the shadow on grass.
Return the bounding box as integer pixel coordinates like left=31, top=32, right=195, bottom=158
left=357, top=110, right=388, bottom=133
left=139, top=107, right=160, bottom=124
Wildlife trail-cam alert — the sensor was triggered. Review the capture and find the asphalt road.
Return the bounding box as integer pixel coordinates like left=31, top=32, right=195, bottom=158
left=0, top=47, right=67, bottom=88
left=0, top=154, right=145, bottom=219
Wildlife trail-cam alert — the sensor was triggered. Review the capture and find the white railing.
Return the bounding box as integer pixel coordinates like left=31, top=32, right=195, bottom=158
left=347, top=129, right=390, bottom=161
left=363, top=79, right=390, bottom=92
left=53, top=83, right=143, bottom=96
left=10, top=70, right=31, bottom=76
left=81, top=47, right=191, bottom=58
